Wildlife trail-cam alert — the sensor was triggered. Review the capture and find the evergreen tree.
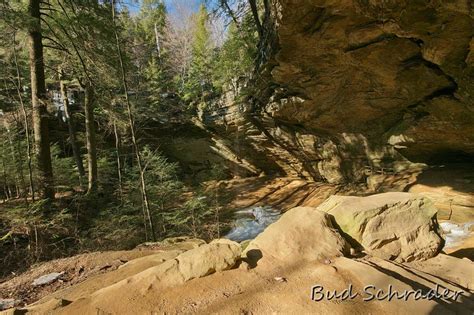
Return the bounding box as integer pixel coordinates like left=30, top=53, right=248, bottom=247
left=212, top=13, right=258, bottom=92
left=183, top=4, right=214, bottom=102
left=139, top=0, right=167, bottom=58
left=27, top=0, right=55, bottom=200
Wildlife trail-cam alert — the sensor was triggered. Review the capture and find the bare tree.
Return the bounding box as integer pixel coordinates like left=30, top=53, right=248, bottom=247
left=162, top=0, right=196, bottom=89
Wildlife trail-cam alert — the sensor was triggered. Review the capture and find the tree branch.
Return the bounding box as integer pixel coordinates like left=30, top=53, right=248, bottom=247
left=42, top=35, right=71, bottom=54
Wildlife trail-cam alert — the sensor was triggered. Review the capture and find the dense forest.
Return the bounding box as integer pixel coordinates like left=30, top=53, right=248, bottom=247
left=0, top=0, right=265, bottom=277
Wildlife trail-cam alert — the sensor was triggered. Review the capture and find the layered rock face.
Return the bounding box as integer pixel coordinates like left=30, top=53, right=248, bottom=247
left=199, top=0, right=473, bottom=183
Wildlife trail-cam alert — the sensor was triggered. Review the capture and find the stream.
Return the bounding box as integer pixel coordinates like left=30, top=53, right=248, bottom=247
left=440, top=221, right=474, bottom=248
left=223, top=207, right=474, bottom=249
left=224, top=206, right=281, bottom=242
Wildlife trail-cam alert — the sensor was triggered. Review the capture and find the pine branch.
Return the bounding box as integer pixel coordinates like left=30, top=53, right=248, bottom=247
left=42, top=35, right=71, bottom=54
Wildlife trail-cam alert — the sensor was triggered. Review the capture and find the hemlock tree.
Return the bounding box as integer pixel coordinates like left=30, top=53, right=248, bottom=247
left=139, top=0, right=167, bottom=58
left=42, top=0, right=119, bottom=193
left=184, top=4, right=214, bottom=102
left=0, top=3, right=36, bottom=201
left=212, top=14, right=258, bottom=92
left=27, top=0, right=55, bottom=200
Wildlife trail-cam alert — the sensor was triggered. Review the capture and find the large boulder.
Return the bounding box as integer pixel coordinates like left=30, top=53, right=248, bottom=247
left=243, top=207, right=350, bottom=266
left=317, top=192, right=443, bottom=262
left=119, top=239, right=242, bottom=291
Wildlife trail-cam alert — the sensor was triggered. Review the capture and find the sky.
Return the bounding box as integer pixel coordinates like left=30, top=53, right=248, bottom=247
left=123, top=0, right=214, bottom=14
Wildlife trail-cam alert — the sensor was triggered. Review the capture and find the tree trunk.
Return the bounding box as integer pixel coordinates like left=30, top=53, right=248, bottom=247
left=60, top=71, right=85, bottom=186
left=113, top=120, right=123, bottom=201
left=13, top=31, right=35, bottom=201
left=84, top=83, right=98, bottom=193
left=2, top=156, right=10, bottom=201
left=112, top=0, right=156, bottom=241
left=27, top=0, right=54, bottom=200
left=248, top=0, right=263, bottom=41
left=154, top=23, right=161, bottom=58
left=6, top=125, right=25, bottom=198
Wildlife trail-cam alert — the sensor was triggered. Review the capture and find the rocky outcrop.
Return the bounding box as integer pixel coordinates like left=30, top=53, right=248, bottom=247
left=243, top=206, right=350, bottom=265
left=196, top=0, right=473, bottom=184
left=26, top=240, right=242, bottom=314
left=274, top=0, right=472, bottom=159
left=317, top=192, right=444, bottom=262
left=135, top=236, right=206, bottom=251
left=102, top=239, right=241, bottom=292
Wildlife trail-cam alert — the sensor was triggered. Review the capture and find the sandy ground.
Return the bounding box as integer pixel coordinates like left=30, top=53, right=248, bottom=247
left=11, top=252, right=474, bottom=315
left=0, top=250, right=160, bottom=307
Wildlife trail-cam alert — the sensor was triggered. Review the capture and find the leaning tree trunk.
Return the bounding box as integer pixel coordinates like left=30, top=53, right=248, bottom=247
left=84, top=83, right=98, bottom=194
left=248, top=0, right=263, bottom=41
left=112, top=0, right=156, bottom=241
left=13, top=31, right=35, bottom=201
left=27, top=0, right=54, bottom=200
left=59, top=71, right=85, bottom=186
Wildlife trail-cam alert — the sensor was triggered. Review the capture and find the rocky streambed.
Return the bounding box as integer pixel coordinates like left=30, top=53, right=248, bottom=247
left=224, top=206, right=281, bottom=242
left=441, top=221, right=474, bottom=249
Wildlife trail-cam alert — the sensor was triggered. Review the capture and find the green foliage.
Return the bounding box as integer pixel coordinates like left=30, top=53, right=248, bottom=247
left=122, top=146, right=183, bottom=232
left=50, top=144, right=79, bottom=188
left=82, top=203, right=144, bottom=249
left=96, top=151, right=121, bottom=194
left=142, top=56, right=176, bottom=117
left=0, top=0, right=261, bottom=278
left=138, top=0, right=167, bottom=48
left=212, top=14, right=258, bottom=91
left=163, top=196, right=216, bottom=239
left=0, top=124, right=33, bottom=200
left=0, top=199, right=77, bottom=279
left=183, top=5, right=215, bottom=102
left=141, top=146, right=183, bottom=207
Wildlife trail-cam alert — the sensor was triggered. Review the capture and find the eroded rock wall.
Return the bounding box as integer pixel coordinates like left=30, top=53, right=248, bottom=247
left=198, top=0, right=473, bottom=184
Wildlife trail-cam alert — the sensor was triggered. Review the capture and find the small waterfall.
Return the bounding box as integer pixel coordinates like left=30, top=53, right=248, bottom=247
left=224, top=206, right=281, bottom=242
left=440, top=221, right=474, bottom=248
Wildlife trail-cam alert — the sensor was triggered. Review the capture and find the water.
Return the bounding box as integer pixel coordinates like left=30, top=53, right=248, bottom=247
left=224, top=208, right=474, bottom=247
left=224, top=206, right=281, bottom=242
left=440, top=221, right=474, bottom=248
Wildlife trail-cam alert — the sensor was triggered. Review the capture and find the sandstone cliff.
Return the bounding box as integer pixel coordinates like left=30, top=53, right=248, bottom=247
left=196, top=0, right=473, bottom=184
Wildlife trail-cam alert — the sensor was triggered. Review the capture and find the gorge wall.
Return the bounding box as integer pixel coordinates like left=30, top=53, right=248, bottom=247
left=165, top=0, right=474, bottom=184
